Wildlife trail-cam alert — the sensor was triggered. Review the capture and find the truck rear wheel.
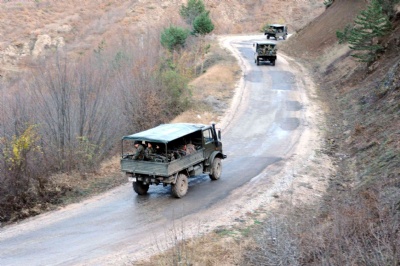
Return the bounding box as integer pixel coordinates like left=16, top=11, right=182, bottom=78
left=133, top=181, right=149, bottom=195
left=171, top=173, right=188, bottom=198
left=256, top=58, right=260, bottom=66
left=209, top=158, right=222, bottom=180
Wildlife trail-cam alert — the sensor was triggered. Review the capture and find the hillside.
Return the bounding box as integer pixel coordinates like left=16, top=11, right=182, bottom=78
left=283, top=0, right=399, bottom=199
left=0, top=0, right=324, bottom=80
left=277, top=0, right=400, bottom=264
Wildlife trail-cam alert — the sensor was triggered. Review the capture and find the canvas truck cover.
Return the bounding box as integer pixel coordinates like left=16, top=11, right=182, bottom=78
left=122, top=123, right=209, bottom=144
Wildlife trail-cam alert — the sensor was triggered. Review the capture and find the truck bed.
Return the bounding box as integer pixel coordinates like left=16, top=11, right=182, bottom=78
left=121, top=149, right=205, bottom=177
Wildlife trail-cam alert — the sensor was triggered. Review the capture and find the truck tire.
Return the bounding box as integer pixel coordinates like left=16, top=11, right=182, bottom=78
left=257, top=58, right=260, bottom=66
left=267, top=35, right=270, bottom=39
left=171, top=173, right=188, bottom=198
left=133, top=181, right=149, bottom=195
left=271, top=60, right=276, bottom=66
left=209, top=158, right=222, bottom=180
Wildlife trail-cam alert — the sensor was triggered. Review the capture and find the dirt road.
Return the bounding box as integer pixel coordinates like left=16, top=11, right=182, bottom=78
left=0, top=35, right=331, bottom=265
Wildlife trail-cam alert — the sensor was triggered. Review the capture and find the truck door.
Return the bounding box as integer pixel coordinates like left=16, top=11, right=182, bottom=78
left=202, top=128, right=215, bottom=159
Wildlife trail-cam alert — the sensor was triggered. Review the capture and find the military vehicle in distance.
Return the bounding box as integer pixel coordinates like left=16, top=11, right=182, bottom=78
left=253, top=41, right=277, bottom=66
left=264, top=24, right=288, bottom=40
left=120, top=123, right=226, bottom=198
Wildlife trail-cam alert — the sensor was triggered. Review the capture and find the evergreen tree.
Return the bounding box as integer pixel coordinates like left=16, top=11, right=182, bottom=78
left=192, top=11, right=214, bottom=36
left=376, top=0, right=400, bottom=19
left=160, top=26, right=190, bottom=52
left=179, top=0, right=206, bottom=25
left=348, top=0, right=391, bottom=62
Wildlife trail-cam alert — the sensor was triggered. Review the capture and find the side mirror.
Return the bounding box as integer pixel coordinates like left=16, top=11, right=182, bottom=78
left=218, top=130, right=221, bottom=140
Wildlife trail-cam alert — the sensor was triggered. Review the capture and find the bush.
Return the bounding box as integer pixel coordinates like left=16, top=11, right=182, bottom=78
left=0, top=125, right=56, bottom=223
left=192, top=11, right=214, bottom=36
left=161, top=26, right=190, bottom=52
left=161, top=69, right=191, bottom=114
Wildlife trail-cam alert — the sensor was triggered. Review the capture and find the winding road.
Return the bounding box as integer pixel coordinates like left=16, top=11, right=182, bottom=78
left=0, top=35, right=321, bottom=265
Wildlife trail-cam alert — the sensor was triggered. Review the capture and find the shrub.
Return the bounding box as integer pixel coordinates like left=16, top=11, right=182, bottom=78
left=161, top=26, right=190, bottom=52
left=192, top=11, right=214, bottom=36
left=161, top=69, right=191, bottom=114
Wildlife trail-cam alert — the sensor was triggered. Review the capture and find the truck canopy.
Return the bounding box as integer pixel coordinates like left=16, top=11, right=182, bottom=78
left=122, top=123, right=209, bottom=144
left=255, top=41, right=276, bottom=46
left=269, top=24, right=285, bottom=28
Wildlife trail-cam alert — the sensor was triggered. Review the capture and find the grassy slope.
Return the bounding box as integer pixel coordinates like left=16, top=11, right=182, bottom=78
left=280, top=1, right=400, bottom=263
left=283, top=0, right=399, bottom=197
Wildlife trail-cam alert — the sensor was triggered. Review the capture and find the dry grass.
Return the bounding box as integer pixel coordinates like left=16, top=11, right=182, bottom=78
left=136, top=218, right=262, bottom=266
left=50, top=156, right=126, bottom=205
left=138, top=231, right=247, bottom=266
left=171, top=38, right=240, bottom=125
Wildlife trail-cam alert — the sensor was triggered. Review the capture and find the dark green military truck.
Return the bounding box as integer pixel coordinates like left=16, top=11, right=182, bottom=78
left=264, top=24, right=288, bottom=40
left=120, top=123, right=226, bottom=198
left=253, top=41, right=277, bottom=66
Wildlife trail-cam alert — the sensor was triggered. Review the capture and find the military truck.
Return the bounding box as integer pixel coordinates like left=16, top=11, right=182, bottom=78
left=120, top=123, right=227, bottom=198
left=253, top=41, right=277, bottom=66
left=264, top=24, right=288, bottom=40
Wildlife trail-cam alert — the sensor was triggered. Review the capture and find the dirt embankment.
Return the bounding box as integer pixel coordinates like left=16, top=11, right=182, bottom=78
left=282, top=0, right=366, bottom=58
left=283, top=0, right=400, bottom=227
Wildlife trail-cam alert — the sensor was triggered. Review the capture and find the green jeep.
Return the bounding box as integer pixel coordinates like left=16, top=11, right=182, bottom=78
left=253, top=41, right=277, bottom=66
left=120, top=123, right=227, bottom=198
left=264, top=24, right=288, bottom=40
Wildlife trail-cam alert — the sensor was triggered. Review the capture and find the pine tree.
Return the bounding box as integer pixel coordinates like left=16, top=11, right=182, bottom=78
left=192, top=11, right=214, bottom=36
left=160, top=26, right=190, bottom=52
left=179, top=0, right=206, bottom=25
left=348, top=0, right=391, bottom=62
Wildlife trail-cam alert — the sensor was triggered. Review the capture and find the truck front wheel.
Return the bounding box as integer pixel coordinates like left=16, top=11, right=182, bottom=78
left=133, top=181, right=149, bottom=195
left=209, top=158, right=222, bottom=180
left=171, top=173, right=188, bottom=198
